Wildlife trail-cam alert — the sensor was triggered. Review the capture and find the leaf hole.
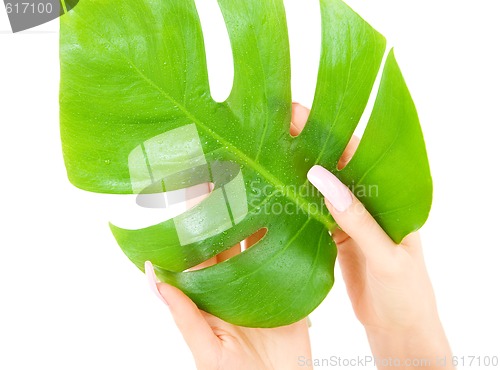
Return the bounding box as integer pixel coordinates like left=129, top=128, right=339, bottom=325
left=195, top=0, right=234, bottom=103
left=241, top=227, right=268, bottom=251
left=184, top=182, right=214, bottom=212
left=284, top=0, right=321, bottom=108
left=110, top=183, right=214, bottom=230
left=342, top=46, right=392, bottom=165
left=189, top=227, right=268, bottom=271
left=335, top=45, right=392, bottom=171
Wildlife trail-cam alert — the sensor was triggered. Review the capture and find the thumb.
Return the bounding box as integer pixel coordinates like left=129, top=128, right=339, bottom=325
left=144, top=261, right=219, bottom=360
left=307, top=165, right=396, bottom=263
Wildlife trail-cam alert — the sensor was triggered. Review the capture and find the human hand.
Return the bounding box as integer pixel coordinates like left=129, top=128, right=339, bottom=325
left=308, top=165, right=453, bottom=369
left=141, top=104, right=328, bottom=370
left=291, top=100, right=453, bottom=370
left=145, top=102, right=453, bottom=370
left=145, top=260, right=312, bottom=370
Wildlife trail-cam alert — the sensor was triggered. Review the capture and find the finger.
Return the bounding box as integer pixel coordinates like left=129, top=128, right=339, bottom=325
left=337, top=136, right=360, bottom=170
left=333, top=213, right=368, bottom=306
left=332, top=228, right=350, bottom=245
left=307, top=165, right=396, bottom=263
left=290, top=102, right=310, bottom=136
left=336, top=235, right=367, bottom=305
left=145, top=262, right=219, bottom=357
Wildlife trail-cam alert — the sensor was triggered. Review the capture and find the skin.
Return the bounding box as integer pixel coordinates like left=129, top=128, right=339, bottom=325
left=146, top=103, right=454, bottom=370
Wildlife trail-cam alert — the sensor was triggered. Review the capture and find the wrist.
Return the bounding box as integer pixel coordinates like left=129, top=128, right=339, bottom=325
left=365, top=319, right=454, bottom=370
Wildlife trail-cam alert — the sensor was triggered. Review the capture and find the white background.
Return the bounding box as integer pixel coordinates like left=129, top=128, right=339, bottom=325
left=1, top=0, right=500, bottom=369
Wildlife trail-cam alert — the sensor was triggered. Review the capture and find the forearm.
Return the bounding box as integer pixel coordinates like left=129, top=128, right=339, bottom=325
left=366, top=320, right=454, bottom=370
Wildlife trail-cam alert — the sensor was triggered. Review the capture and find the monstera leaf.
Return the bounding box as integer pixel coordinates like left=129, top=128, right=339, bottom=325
left=60, top=0, right=432, bottom=327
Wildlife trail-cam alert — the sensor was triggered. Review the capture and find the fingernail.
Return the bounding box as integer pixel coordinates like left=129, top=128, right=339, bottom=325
left=145, top=261, right=169, bottom=306
left=307, top=165, right=352, bottom=212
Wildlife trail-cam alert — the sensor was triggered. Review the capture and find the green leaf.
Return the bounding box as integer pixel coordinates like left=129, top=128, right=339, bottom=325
left=60, top=0, right=432, bottom=327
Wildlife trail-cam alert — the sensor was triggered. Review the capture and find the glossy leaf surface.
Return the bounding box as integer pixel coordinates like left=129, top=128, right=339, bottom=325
left=60, top=0, right=432, bottom=327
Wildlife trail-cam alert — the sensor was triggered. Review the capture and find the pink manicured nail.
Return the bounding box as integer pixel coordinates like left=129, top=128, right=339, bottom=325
left=145, top=261, right=168, bottom=306
left=307, top=165, right=352, bottom=212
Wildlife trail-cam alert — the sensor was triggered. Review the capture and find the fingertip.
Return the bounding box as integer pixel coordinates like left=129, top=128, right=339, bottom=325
left=307, top=169, right=396, bottom=260
left=337, top=136, right=361, bottom=170
left=291, top=102, right=310, bottom=136
left=307, top=165, right=353, bottom=213
left=145, top=261, right=169, bottom=306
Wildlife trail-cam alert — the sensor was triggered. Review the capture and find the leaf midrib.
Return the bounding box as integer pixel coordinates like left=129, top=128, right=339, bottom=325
left=129, top=60, right=334, bottom=229
left=74, top=16, right=335, bottom=230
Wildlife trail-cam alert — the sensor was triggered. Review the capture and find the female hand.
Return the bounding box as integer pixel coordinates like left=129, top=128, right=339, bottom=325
left=292, top=100, right=453, bottom=370
left=145, top=260, right=312, bottom=370
left=308, top=165, right=453, bottom=369
left=142, top=104, right=324, bottom=370
left=146, top=103, right=453, bottom=370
